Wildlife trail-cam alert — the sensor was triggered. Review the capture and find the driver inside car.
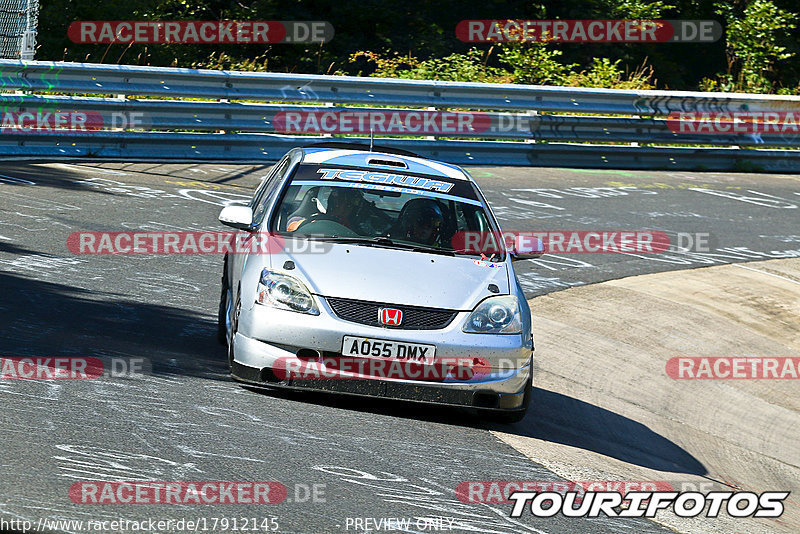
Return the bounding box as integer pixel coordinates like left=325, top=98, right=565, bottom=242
left=288, top=187, right=363, bottom=233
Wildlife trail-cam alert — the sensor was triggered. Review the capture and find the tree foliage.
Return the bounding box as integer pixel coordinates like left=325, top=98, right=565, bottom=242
left=34, top=0, right=800, bottom=93
left=703, top=0, right=797, bottom=92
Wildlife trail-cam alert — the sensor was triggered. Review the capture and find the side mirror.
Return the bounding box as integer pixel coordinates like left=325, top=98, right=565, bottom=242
left=511, top=235, right=544, bottom=261
left=218, top=206, right=254, bottom=231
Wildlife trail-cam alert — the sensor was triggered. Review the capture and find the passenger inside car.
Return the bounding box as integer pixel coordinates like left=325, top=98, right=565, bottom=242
left=390, top=198, right=445, bottom=247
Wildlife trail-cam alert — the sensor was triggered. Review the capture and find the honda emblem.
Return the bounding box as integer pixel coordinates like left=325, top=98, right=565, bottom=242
left=379, top=307, right=403, bottom=326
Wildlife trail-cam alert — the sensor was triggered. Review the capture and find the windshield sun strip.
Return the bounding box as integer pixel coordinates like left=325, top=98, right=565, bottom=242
left=290, top=179, right=485, bottom=207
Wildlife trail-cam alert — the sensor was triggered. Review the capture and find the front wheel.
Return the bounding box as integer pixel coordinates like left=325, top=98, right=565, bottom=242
left=227, top=291, right=241, bottom=368
left=217, top=259, right=230, bottom=346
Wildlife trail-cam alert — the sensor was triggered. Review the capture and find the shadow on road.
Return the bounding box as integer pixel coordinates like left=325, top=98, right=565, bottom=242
left=0, top=163, right=118, bottom=194
left=0, top=270, right=228, bottom=381
left=0, top=162, right=269, bottom=194
left=493, top=387, right=707, bottom=476
left=236, top=376, right=707, bottom=478
left=241, top=384, right=485, bottom=427
left=247, top=384, right=705, bottom=475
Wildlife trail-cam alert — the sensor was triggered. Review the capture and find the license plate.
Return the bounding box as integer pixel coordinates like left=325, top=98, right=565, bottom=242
left=342, top=336, right=436, bottom=364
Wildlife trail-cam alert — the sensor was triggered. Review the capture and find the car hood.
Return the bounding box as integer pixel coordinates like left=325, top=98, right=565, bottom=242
left=272, top=241, right=509, bottom=310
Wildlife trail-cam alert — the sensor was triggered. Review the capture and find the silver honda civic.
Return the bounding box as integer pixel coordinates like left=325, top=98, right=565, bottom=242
left=217, top=143, right=542, bottom=422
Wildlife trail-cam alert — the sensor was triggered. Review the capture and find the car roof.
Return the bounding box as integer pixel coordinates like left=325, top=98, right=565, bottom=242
left=299, top=144, right=471, bottom=181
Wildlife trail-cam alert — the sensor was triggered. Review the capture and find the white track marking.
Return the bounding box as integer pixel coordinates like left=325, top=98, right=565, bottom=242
left=0, top=173, right=35, bottom=185
left=733, top=263, right=800, bottom=285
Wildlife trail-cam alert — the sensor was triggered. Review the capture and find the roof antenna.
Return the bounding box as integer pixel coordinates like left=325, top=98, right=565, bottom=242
left=369, top=127, right=374, bottom=152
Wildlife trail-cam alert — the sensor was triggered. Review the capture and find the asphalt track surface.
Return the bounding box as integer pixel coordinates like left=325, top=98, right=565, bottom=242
left=0, top=161, right=798, bottom=534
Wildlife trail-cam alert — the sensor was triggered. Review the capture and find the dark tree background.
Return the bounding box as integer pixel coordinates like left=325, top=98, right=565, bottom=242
left=34, top=0, right=800, bottom=93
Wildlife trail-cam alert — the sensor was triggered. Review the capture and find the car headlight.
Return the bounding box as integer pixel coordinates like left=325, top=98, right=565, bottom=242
left=463, top=295, right=522, bottom=334
left=257, top=269, right=319, bottom=315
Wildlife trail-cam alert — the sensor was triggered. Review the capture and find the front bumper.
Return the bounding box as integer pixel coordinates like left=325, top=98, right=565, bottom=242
left=232, top=298, right=533, bottom=411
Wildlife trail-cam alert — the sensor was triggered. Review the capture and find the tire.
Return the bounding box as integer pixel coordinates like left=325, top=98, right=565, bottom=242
left=227, top=290, right=241, bottom=368
left=217, top=259, right=230, bottom=346
left=486, top=357, right=532, bottom=424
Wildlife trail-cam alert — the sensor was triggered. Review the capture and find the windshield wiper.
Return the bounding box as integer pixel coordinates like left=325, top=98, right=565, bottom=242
left=411, top=245, right=456, bottom=256
left=307, top=236, right=456, bottom=256
left=451, top=248, right=505, bottom=260
left=307, top=236, right=411, bottom=248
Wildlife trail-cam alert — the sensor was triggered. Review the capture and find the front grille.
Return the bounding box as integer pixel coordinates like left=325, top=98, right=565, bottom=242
left=325, top=297, right=458, bottom=330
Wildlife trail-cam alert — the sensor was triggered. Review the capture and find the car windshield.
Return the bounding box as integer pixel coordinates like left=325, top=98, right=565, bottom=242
left=270, top=163, right=505, bottom=259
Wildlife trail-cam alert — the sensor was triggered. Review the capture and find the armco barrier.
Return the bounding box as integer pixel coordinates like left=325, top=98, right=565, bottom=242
left=2, top=59, right=800, bottom=170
